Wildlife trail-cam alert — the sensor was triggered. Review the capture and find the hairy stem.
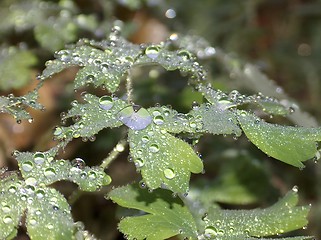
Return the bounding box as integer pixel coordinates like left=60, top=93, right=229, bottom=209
left=100, top=138, right=128, bottom=169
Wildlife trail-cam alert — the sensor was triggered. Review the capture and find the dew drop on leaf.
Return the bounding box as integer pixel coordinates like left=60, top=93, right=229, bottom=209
left=145, top=46, right=160, bottom=59
left=99, top=95, right=114, bottom=110
left=118, top=105, right=152, bottom=130
left=33, top=152, right=45, bottom=165
left=71, top=158, right=86, bottom=169
left=134, top=158, right=145, bottom=168
left=22, top=161, right=34, bottom=172
left=163, top=168, right=175, bottom=179
left=153, top=115, right=164, bottom=125
left=3, top=215, right=13, bottom=224
left=149, top=143, right=160, bottom=153
left=44, top=167, right=56, bottom=177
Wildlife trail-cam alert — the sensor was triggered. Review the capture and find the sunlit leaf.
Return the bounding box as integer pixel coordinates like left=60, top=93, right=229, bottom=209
left=108, top=184, right=198, bottom=240
left=53, top=93, right=127, bottom=142
left=40, top=36, right=206, bottom=92
left=128, top=124, right=203, bottom=193
left=202, top=190, right=310, bottom=239
left=237, top=111, right=321, bottom=167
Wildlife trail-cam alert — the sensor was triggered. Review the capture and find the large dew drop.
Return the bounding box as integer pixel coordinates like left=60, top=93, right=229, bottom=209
left=145, top=46, right=160, bottom=59
left=118, top=105, right=152, bottom=130
left=33, top=152, right=45, bottom=165
left=99, top=96, right=114, bottom=110
left=163, top=168, right=175, bottom=179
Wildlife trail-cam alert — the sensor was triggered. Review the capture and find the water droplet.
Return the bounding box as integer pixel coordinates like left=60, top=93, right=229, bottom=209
left=33, top=152, right=45, bottom=165
left=44, top=168, right=56, bottom=178
left=165, top=8, right=176, bottom=18
left=149, top=144, right=159, bottom=153
left=99, top=96, right=114, bottom=110
left=139, top=180, right=146, bottom=189
left=53, top=127, right=63, bottom=136
left=292, top=185, right=299, bottom=193
left=36, top=189, right=45, bottom=199
left=163, top=168, right=175, bottom=179
left=145, top=46, right=160, bottom=59
left=2, top=205, right=11, bottom=213
left=118, top=106, right=152, bottom=130
left=8, top=185, right=17, bottom=193
left=22, top=161, right=34, bottom=172
left=116, top=143, right=125, bottom=152
left=153, top=115, right=164, bottom=125
left=86, top=74, right=95, bottom=82
left=28, top=118, right=34, bottom=123
left=134, top=158, right=145, bottom=168
left=29, top=218, right=37, bottom=225
left=178, top=50, right=192, bottom=61
left=25, top=177, right=37, bottom=186
left=88, top=171, right=97, bottom=179
left=71, top=158, right=85, bottom=169
left=141, top=135, right=150, bottom=143
left=3, top=215, right=13, bottom=224
left=205, top=226, right=218, bottom=236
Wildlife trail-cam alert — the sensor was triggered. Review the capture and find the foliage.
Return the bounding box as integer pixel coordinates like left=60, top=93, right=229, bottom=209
left=0, top=0, right=320, bottom=239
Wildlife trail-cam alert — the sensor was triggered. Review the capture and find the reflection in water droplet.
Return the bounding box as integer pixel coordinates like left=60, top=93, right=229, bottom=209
left=149, top=144, right=159, bottom=153
left=53, top=127, right=63, bottom=136
left=163, top=168, right=175, bottom=179
left=178, top=50, right=192, bottom=61
left=134, top=158, right=145, bottom=168
left=204, top=226, right=218, bottom=236
left=2, top=205, right=11, bottom=213
left=141, top=136, right=150, bottom=143
left=71, top=158, right=86, bottom=169
left=22, top=161, right=34, bottom=172
left=44, top=168, right=56, bottom=177
left=139, top=180, right=146, bottom=189
left=99, top=96, right=114, bottom=110
left=153, top=115, right=164, bottom=125
left=145, top=46, right=160, bottom=59
left=3, top=215, right=13, bottom=224
left=33, top=152, right=45, bottom=164
left=118, top=106, right=152, bottom=130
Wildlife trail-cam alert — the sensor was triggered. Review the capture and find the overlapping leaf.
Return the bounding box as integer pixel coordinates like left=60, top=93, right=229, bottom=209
left=0, top=87, right=43, bottom=122
left=110, top=185, right=311, bottom=240
left=202, top=189, right=310, bottom=239
left=237, top=111, right=321, bottom=167
left=39, top=36, right=206, bottom=92
left=0, top=173, right=74, bottom=240
left=108, top=184, right=198, bottom=240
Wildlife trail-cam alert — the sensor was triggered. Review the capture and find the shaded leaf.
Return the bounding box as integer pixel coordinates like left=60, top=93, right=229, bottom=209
left=202, top=190, right=310, bottom=239
left=128, top=124, right=203, bottom=193
left=237, top=111, right=321, bottom=167
left=108, top=184, right=198, bottom=240
left=0, top=46, right=37, bottom=90
left=0, top=86, right=43, bottom=122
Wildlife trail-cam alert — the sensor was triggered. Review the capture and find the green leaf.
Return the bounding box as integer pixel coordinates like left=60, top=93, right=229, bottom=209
left=190, top=152, right=271, bottom=206
left=108, top=184, right=198, bottom=240
left=237, top=111, right=321, bottom=167
left=0, top=46, right=37, bottom=90
left=0, top=86, right=43, bottom=122
left=0, top=173, right=74, bottom=240
left=190, top=103, right=242, bottom=136
left=26, top=188, right=74, bottom=240
left=40, top=36, right=206, bottom=92
left=202, top=189, right=310, bottom=239
left=128, top=124, right=203, bottom=193
left=34, top=16, right=77, bottom=52
left=15, top=148, right=111, bottom=192
left=54, top=93, right=127, bottom=142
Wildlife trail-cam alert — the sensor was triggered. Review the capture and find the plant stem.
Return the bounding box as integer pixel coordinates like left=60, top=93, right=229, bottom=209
left=100, top=138, right=128, bottom=169
left=69, top=139, right=128, bottom=205
left=126, top=70, right=133, bottom=104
